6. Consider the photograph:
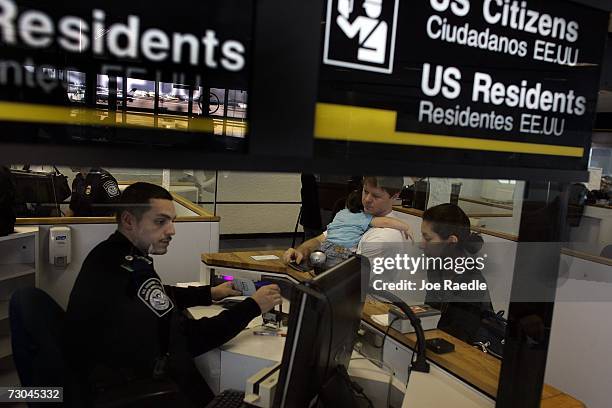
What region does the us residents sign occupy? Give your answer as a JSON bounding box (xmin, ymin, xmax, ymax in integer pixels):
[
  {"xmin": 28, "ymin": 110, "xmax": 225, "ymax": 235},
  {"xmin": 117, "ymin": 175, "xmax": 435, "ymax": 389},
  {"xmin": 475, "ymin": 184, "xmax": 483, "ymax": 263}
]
[
  {"xmin": 316, "ymin": 0, "xmax": 610, "ymax": 175},
  {"xmin": 0, "ymin": 0, "xmax": 250, "ymax": 89},
  {"xmin": 0, "ymin": 0, "xmax": 252, "ymax": 144}
]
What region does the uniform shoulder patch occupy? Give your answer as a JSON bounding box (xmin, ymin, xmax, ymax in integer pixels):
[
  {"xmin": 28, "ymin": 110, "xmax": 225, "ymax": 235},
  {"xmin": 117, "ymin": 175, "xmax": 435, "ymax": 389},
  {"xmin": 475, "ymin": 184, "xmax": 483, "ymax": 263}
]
[
  {"xmin": 137, "ymin": 278, "xmax": 174, "ymax": 317},
  {"xmin": 103, "ymin": 180, "xmax": 120, "ymax": 197}
]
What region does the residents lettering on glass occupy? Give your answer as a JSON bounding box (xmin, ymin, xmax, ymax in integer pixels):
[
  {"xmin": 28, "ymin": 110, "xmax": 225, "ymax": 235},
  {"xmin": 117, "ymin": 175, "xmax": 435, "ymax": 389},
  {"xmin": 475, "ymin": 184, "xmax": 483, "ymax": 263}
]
[{"xmin": 0, "ymin": 0, "xmax": 245, "ymax": 71}]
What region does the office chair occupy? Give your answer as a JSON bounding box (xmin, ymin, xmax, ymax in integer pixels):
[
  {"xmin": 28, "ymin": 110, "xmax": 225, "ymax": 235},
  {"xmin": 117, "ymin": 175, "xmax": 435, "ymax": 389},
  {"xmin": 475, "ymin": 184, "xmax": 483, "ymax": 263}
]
[
  {"xmin": 9, "ymin": 287, "xmax": 183, "ymax": 408},
  {"xmin": 601, "ymin": 245, "xmax": 612, "ymax": 259}
]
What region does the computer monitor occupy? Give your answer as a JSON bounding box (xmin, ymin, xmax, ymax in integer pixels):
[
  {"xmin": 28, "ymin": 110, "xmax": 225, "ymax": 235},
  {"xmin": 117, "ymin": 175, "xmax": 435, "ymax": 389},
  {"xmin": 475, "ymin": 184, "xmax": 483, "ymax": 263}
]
[
  {"xmin": 274, "ymin": 256, "xmax": 366, "ymax": 408},
  {"xmin": 11, "ymin": 169, "xmax": 60, "ymax": 217}
]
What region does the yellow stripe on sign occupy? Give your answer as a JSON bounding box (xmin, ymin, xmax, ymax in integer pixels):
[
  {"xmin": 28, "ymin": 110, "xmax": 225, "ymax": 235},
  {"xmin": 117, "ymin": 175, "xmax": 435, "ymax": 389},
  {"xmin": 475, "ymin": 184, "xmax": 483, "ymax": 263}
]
[
  {"xmin": 315, "ymin": 103, "xmax": 584, "ymax": 157},
  {"xmin": 0, "ymin": 101, "xmax": 216, "ymax": 133}
]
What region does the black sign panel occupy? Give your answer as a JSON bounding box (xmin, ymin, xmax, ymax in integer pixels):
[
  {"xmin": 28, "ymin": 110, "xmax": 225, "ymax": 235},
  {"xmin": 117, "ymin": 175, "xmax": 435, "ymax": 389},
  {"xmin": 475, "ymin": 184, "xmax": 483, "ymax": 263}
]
[
  {"xmin": 0, "ymin": 0, "xmax": 251, "ymax": 86},
  {"xmin": 316, "ymin": 0, "xmax": 609, "ymax": 179},
  {"xmin": 0, "ymin": 0, "xmax": 253, "ymax": 153}
]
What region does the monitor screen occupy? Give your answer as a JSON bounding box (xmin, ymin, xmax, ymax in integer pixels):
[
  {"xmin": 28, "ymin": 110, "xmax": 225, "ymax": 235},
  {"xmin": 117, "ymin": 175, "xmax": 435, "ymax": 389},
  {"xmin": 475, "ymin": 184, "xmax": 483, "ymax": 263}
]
[{"xmin": 275, "ymin": 256, "xmax": 366, "ymax": 408}]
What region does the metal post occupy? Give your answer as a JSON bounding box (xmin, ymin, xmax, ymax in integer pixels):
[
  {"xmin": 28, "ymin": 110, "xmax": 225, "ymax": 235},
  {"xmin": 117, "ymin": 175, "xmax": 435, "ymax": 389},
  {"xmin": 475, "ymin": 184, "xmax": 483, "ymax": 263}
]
[{"xmin": 496, "ymin": 181, "xmax": 571, "ymax": 407}]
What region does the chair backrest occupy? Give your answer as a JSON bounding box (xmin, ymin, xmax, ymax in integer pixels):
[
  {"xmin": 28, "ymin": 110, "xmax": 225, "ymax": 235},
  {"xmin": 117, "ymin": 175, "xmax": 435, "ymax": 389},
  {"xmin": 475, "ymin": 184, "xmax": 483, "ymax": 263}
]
[
  {"xmin": 9, "ymin": 287, "xmax": 66, "ymax": 388},
  {"xmin": 9, "ymin": 288, "xmax": 183, "ymax": 408},
  {"xmin": 601, "ymin": 245, "xmax": 612, "ymax": 259}
]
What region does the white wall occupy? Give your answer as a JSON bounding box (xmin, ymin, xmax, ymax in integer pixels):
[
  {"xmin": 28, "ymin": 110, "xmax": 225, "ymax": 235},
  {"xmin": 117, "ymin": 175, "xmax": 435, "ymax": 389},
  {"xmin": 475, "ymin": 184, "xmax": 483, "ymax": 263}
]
[
  {"xmin": 35, "ymin": 201, "xmax": 219, "ymax": 308},
  {"xmin": 215, "ymin": 172, "xmax": 301, "ymax": 235},
  {"xmin": 37, "ymin": 220, "xmax": 218, "ymax": 309}
]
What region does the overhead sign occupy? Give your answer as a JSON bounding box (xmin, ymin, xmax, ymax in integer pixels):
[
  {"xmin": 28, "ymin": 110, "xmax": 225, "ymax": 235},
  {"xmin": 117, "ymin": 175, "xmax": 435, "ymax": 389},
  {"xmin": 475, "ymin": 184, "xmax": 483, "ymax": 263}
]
[
  {"xmin": 316, "ymin": 0, "xmax": 610, "ymax": 176},
  {"xmin": 0, "ymin": 0, "xmax": 252, "ymax": 151},
  {"xmin": 0, "ymin": 0, "xmax": 250, "ymax": 86}
]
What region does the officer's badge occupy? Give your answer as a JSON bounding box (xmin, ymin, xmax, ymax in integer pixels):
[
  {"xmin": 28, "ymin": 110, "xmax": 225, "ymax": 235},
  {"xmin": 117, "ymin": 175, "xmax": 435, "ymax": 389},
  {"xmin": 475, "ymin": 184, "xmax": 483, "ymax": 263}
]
[
  {"xmin": 85, "ymin": 185, "xmax": 92, "ymax": 195},
  {"xmin": 103, "ymin": 181, "xmax": 120, "ymax": 197},
  {"xmin": 137, "ymin": 278, "xmax": 174, "ymax": 317}
]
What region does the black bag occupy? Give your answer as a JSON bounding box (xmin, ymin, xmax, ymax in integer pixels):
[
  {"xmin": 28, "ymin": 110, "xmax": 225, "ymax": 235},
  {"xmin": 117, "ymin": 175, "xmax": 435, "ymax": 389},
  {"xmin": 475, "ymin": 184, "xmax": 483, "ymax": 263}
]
[
  {"xmin": 0, "ymin": 166, "xmax": 16, "ymax": 236},
  {"xmin": 50, "ymin": 166, "xmax": 72, "ymax": 203},
  {"xmin": 22, "ymin": 165, "xmax": 71, "ymax": 203},
  {"xmin": 472, "ymin": 310, "xmax": 507, "ymax": 359}
]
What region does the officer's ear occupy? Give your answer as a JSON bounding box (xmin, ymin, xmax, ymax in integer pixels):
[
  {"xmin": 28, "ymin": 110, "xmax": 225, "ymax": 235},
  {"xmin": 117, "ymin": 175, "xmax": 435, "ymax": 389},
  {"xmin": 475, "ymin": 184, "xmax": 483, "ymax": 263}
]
[{"xmin": 120, "ymin": 210, "xmax": 138, "ymax": 230}]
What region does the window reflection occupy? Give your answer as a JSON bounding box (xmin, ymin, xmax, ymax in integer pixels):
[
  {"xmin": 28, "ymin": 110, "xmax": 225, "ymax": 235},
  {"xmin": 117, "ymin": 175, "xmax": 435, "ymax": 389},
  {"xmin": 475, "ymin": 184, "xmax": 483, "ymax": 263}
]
[
  {"xmin": 67, "ymin": 71, "xmax": 86, "ymax": 104},
  {"xmin": 21, "ymin": 67, "xmax": 248, "ymax": 139}
]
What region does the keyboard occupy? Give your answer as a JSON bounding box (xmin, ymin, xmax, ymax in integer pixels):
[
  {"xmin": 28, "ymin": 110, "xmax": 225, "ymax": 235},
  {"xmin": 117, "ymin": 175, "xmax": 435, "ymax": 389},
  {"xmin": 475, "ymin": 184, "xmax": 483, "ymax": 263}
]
[{"xmin": 205, "ymin": 389, "xmax": 247, "ymax": 408}]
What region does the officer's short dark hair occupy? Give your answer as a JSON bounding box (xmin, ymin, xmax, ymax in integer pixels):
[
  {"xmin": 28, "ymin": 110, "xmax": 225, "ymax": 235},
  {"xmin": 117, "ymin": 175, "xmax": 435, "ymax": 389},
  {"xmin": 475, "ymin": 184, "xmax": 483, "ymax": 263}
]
[{"xmin": 116, "ymin": 182, "xmax": 173, "ymax": 223}]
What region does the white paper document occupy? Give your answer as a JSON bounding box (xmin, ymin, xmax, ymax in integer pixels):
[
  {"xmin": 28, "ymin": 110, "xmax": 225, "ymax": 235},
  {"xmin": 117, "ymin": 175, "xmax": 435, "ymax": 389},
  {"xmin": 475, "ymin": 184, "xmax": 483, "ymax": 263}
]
[{"xmin": 250, "ymin": 255, "xmax": 280, "ymax": 261}]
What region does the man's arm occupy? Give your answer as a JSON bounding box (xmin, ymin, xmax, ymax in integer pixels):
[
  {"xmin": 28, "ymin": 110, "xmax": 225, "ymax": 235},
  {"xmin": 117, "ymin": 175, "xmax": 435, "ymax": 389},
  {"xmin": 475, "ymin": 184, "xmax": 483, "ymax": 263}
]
[
  {"xmin": 166, "ymin": 282, "xmax": 241, "ymax": 309},
  {"xmin": 283, "ymin": 233, "xmax": 326, "ymax": 264},
  {"xmin": 370, "ymin": 217, "xmax": 413, "ymax": 241},
  {"xmin": 101, "ymin": 177, "xmax": 121, "ymax": 205},
  {"xmin": 357, "ymin": 228, "xmax": 404, "ymax": 260},
  {"xmin": 183, "ymin": 285, "xmax": 281, "ymax": 356}
]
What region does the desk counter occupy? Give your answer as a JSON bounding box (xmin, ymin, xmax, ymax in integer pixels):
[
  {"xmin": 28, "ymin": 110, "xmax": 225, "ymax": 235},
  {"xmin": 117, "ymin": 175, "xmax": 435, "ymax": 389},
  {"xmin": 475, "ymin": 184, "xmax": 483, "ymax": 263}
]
[
  {"xmin": 201, "ymin": 250, "xmax": 584, "ymax": 407},
  {"xmin": 392, "ymin": 206, "xmax": 519, "ymax": 241},
  {"xmin": 202, "ymin": 250, "xmax": 312, "ymax": 282},
  {"xmin": 362, "ymin": 301, "xmax": 583, "ymax": 407}
]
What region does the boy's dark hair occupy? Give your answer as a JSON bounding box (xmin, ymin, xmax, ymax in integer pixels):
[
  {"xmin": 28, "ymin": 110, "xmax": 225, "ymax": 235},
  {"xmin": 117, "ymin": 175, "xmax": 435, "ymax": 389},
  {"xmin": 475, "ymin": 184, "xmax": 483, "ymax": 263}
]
[
  {"xmin": 422, "ymin": 203, "xmax": 483, "ymax": 254},
  {"xmin": 345, "ymin": 190, "xmax": 364, "ymax": 213},
  {"xmin": 116, "ymin": 182, "xmax": 173, "ymax": 223}
]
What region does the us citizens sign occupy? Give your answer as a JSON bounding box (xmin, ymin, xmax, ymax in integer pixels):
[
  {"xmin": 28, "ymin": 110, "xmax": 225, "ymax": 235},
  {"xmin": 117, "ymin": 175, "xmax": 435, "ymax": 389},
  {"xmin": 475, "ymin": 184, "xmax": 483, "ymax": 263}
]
[{"xmin": 316, "ymin": 0, "xmax": 610, "ymax": 177}]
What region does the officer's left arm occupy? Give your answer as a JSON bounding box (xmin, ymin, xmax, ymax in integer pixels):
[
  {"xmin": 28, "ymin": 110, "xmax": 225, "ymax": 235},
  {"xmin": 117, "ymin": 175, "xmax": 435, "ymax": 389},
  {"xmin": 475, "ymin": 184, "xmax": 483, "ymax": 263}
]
[
  {"xmin": 101, "ymin": 177, "xmax": 122, "ymax": 204},
  {"xmin": 165, "ymin": 285, "xmax": 213, "ymax": 308},
  {"xmin": 182, "ymin": 297, "xmax": 262, "ymax": 356}
]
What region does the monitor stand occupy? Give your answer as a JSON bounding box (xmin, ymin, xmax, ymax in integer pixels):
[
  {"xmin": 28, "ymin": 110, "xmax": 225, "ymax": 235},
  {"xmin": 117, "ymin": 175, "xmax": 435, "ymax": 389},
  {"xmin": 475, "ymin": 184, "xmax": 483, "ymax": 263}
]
[{"xmin": 318, "ymin": 365, "xmax": 367, "ymax": 408}]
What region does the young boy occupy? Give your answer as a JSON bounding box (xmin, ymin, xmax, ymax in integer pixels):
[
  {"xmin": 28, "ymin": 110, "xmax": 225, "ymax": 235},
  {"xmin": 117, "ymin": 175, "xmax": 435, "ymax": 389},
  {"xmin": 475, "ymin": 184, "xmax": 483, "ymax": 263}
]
[{"xmin": 321, "ymin": 191, "xmax": 412, "ymax": 266}]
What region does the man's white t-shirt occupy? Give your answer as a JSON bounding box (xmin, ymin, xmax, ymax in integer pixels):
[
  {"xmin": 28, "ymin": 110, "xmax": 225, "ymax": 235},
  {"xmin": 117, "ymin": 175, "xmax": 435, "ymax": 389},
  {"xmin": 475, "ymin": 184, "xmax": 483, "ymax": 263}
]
[{"xmin": 356, "ymin": 210, "xmax": 405, "ymax": 260}]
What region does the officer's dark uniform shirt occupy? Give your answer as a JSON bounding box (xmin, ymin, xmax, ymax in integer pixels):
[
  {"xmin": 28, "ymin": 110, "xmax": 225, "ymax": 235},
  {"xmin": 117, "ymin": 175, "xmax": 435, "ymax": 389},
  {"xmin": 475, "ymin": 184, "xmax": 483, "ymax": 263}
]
[
  {"xmin": 63, "ymin": 231, "xmax": 261, "ymax": 407},
  {"xmin": 69, "ymin": 168, "xmax": 120, "ymax": 216}
]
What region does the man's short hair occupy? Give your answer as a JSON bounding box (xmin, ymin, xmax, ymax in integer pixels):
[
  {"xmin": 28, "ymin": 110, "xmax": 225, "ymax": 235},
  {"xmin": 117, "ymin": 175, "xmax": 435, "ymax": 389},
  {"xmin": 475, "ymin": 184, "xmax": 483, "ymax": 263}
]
[
  {"xmin": 116, "ymin": 182, "xmax": 173, "ymax": 223},
  {"xmin": 363, "ymin": 176, "xmax": 404, "ymax": 197}
]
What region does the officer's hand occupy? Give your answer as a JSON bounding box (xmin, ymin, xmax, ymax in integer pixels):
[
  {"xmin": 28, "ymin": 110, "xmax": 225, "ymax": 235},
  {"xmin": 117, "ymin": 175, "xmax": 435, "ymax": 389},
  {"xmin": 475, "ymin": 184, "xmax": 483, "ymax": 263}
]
[
  {"xmin": 283, "ymin": 248, "xmax": 305, "ymax": 265},
  {"xmin": 251, "ymin": 285, "xmax": 282, "ymax": 313},
  {"xmin": 211, "ymin": 282, "xmax": 241, "ymax": 300}
]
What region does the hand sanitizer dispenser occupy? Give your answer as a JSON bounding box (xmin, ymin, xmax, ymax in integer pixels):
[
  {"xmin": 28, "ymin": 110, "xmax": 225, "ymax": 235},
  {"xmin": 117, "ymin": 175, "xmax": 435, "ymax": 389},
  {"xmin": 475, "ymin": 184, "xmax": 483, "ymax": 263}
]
[{"xmin": 50, "ymin": 226, "xmax": 71, "ymax": 267}]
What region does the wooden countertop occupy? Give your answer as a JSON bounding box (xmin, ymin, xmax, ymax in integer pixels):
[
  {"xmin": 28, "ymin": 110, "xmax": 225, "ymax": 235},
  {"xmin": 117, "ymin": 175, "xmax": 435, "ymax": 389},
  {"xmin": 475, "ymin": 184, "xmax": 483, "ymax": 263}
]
[
  {"xmin": 16, "ymin": 192, "xmax": 220, "ymax": 224},
  {"xmin": 362, "ymin": 301, "xmax": 584, "ymax": 407},
  {"xmin": 561, "ymin": 248, "xmax": 612, "ymax": 266},
  {"xmin": 201, "ymin": 250, "xmax": 312, "ymax": 282},
  {"xmin": 587, "ymin": 203, "xmax": 612, "ymax": 210},
  {"xmin": 171, "ymin": 193, "xmax": 219, "ymax": 220},
  {"xmin": 392, "ymin": 206, "xmax": 519, "ymax": 242},
  {"xmin": 392, "ymin": 206, "xmax": 512, "ymax": 219},
  {"xmin": 459, "ymin": 197, "xmax": 514, "ymax": 210},
  {"xmin": 16, "ymin": 215, "xmax": 219, "ymax": 225}
]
